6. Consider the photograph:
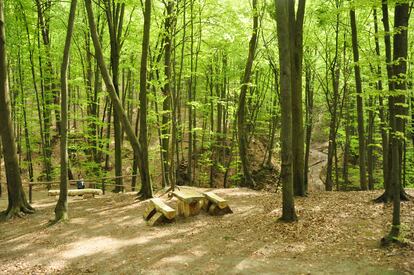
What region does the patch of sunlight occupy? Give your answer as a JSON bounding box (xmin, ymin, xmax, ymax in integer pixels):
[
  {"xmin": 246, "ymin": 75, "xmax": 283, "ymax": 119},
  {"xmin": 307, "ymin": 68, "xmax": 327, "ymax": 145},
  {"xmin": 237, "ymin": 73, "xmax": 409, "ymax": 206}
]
[
  {"xmin": 69, "ymin": 217, "xmax": 89, "ymax": 225},
  {"xmin": 235, "ymin": 258, "xmax": 265, "ymax": 271},
  {"xmin": 219, "ymin": 188, "xmax": 258, "ymax": 197},
  {"xmin": 10, "ymin": 242, "xmax": 30, "ymax": 251},
  {"xmin": 189, "ymin": 245, "xmax": 208, "ymax": 257},
  {"xmin": 148, "ymin": 243, "xmax": 173, "ymax": 252},
  {"xmin": 157, "ymin": 255, "xmax": 193, "ymax": 265},
  {"xmin": 62, "ymin": 235, "xmax": 147, "ymax": 259},
  {"xmin": 62, "ymin": 229, "xmax": 179, "ymax": 259}
]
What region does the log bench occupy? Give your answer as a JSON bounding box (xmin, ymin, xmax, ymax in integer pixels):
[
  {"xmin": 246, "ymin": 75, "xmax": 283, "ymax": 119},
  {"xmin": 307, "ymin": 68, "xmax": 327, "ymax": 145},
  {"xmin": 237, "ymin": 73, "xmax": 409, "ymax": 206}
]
[
  {"xmin": 48, "ymin": 189, "xmax": 103, "ymax": 199},
  {"xmin": 173, "ymin": 190, "xmax": 204, "ymax": 217},
  {"xmin": 203, "ymin": 191, "xmax": 232, "ymax": 215},
  {"xmin": 143, "ymin": 198, "xmax": 176, "ymax": 226}
]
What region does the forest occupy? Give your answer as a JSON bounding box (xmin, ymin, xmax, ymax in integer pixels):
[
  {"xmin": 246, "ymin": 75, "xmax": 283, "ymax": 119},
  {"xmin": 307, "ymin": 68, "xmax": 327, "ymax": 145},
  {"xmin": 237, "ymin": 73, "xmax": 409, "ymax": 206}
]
[{"xmin": 0, "ymin": 0, "xmax": 413, "ymax": 273}]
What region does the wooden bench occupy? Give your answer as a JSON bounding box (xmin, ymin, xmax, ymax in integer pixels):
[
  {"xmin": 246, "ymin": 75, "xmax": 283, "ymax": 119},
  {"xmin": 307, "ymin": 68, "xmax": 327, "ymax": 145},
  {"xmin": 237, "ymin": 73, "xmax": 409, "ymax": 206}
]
[
  {"xmin": 143, "ymin": 198, "xmax": 176, "ymax": 226},
  {"xmin": 48, "ymin": 189, "xmax": 103, "ymax": 199},
  {"xmin": 173, "ymin": 190, "xmax": 204, "ymax": 217},
  {"xmin": 203, "ymin": 191, "xmax": 232, "ymax": 215}
]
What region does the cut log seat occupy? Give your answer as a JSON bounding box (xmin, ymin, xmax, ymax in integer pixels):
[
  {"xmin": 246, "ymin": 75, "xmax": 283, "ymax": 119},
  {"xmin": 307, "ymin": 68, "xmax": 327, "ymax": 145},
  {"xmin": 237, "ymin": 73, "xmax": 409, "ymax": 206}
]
[
  {"xmin": 143, "ymin": 198, "xmax": 176, "ymax": 226},
  {"xmin": 203, "ymin": 191, "xmax": 228, "ymax": 209},
  {"xmin": 173, "ymin": 190, "xmax": 204, "ymax": 217},
  {"xmin": 48, "ymin": 189, "xmax": 103, "ymax": 197},
  {"xmin": 203, "ymin": 191, "xmax": 232, "ymax": 216}
]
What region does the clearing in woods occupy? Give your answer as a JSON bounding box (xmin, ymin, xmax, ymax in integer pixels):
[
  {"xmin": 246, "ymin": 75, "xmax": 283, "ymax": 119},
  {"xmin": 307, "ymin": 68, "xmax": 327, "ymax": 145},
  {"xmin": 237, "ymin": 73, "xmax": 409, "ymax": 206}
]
[{"xmin": 0, "ymin": 187, "xmax": 413, "ymax": 274}]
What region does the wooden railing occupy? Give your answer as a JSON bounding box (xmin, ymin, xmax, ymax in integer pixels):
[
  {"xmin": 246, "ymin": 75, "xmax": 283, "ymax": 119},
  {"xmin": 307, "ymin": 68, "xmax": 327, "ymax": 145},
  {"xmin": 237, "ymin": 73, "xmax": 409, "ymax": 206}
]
[{"xmin": 24, "ymin": 174, "xmax": 140, "ymax": 203}]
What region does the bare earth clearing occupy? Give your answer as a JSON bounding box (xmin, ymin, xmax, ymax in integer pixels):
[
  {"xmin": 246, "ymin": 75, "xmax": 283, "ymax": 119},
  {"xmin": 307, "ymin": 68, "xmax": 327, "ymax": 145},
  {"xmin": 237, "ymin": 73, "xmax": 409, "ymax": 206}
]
[{"xmin": 0, "ymin": 186, "xmax": 413, "ymax": 274}]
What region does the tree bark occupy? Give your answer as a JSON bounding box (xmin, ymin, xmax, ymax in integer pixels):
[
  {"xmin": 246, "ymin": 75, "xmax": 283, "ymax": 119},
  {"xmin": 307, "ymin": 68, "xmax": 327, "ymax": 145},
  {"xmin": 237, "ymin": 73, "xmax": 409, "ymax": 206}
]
[
  {"xmin": 350, "ymin": 7, "xmax": 368, "ymax": 191},
  {"xmin": 161, "ymin": 0, "xmax": 174, "ymax": 188},
  {"xmin": 373, "ymin": 8, "xmax": 389, "ymax": 199},
  {"xmin": 289, "ymin": 0, "xmax": 306, "ymax": 196},
  {"xmin": 385, "ymin": 1, "xmax": 409, "ymax": 241},
  {"xmin": 375, "ymin": 1, "xmax": 411, "ymax": 203},
  {"xmin": 237, "ymin": 0, "xmax": 258, "ymax": 188},
  {"xmin": 84, "ymin": 0, "xmax": 152, "ymax": 199},
  {"xmin": 0, "ymin": 0, "xmax": 34, "ymax": 219},
  {"xmin": 275, "ymin": 0, "xmax": 297, "ymax": 222},
  {"xmin": 137, "ymin": 0, "xmax": 153, "ymax": 198},
  {"xmin": 304, "ymin": 60, "xmax": 313, "ymax": 193},
  {"xmin": 104, "ymin": 0, "xmax": 125, "ymax": 193},
  {"xmin": 55, "ymin": 0, "xmax": 77, "ymax": 222}
]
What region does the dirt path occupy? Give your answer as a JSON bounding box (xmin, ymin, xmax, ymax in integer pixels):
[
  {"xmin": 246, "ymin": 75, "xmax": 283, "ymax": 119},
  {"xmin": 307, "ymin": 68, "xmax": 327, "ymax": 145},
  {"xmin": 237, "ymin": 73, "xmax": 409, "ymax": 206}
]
[
  {"xmin": 308, "ymin": 143, "xmax": 328, "ymax": 192},
  {"xmin": 0, "ymin": 187, "xmax": 413, "ymax": 274}
]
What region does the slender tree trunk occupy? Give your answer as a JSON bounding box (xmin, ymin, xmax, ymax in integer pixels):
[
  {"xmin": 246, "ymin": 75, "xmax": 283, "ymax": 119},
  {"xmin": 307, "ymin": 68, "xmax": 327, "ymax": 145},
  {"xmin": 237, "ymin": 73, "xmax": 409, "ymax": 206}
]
[
  {"xmin": 161, "ymin": 0, "xmax": 174, "ymax": 188},
  {"xmin": 375, "ymin": 1, "xmax": 411, "ymax": 203},
  {"xmin": 342, "ymin": 94, "xmax": 351, "ymax": 186},
  {"xmin": 237, "ymin": 0, "xmax": 258, "ymax": 188},
  {"xmin": 85, "ymin": 0, "xmax": 152, "ymax": 199},
  {"xmin": 367, "ymin": 96, "xmax": 375, "ymax": 190},
  {"xmin": 104, "ymin": 1, "xmax": 125, "ymax": 193},
  {"xmin": 55, "ymin": 0, "xmax": 77, "ymax": 222},
  {"xmin": 137, "ymin": 0, "xmax": 152, "ymax": 198},
  {"xmin": 35, "ymin": 0, "xmax": 55, "ymax": 186},
  {"xmin": 275, "ymin": 0, "xmax": 297, "ymax": 222},
  {"xmin": 0, "ymin": 0, "xmax": 34, "ymax": 219},
  {"xmin": 385, "ymin": 2, "xmax": 409, "ymax": 242},
  {"xmin": 304, "ymin": 61, "xmax": 313, "ymax": 193},
  {"xmin": 373, "ymin": 8, "xmax": 390, "ymax": 200},
  {"xmin": 265, "ymin": 67, "xmax": 279, "ymax": 169},
  {"xmin": 289, "ymin": 0, "xmax": 306, "ymax": 197},
  {"xmin": 17, "ymin": 46, "xmax": 34, "ymax": 184},
  {"xmin": 350, "ymin": 7, "xmax": 367, "ymax": 191}
]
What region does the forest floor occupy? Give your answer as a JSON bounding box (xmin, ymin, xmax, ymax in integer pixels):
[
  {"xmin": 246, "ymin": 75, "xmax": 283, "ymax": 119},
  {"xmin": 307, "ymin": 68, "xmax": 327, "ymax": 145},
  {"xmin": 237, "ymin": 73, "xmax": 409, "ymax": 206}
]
[
  {"xmin": 1, "ymin": 145, "xmax": 414, "ymax": 274},
  {"xmin": 0, "ymin": 187, "xmax": 413, "ymax": 274}
]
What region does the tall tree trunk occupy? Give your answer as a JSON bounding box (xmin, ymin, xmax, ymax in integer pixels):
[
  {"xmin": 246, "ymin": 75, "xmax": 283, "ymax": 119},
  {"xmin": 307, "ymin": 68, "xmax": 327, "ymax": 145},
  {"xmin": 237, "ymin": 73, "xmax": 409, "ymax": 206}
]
[
  {"xmin": 342, "ymin": 96, "xmax": 351, "ymax": 186},
  {"xmin": 384, "ymin": 1, "xmax": 409, "ymax": 242},
  {"xmin": 304, "ymin": 61, "xmax": 313, "ymax": 193},
  {"xmin": 104, "ymin": 1, "xmax": 125, "ymax": 193},
  {"xmin": 0, "ymin": 0, "xmax": 34, "ymax": 219},
  {"xmin": 289, "ymin": 0, "xmax": 306, "ymax": 196},
  {"xmin": 373, "ymin": 8, "xmax": 389, "ymax": 201},
  {"xmin": 85, "ymin": 0, "xmax": 152, "ymax": 199},
  {"xmin": 137, "ymin": 0, "xmax": 153, "ymax": 198},
  {"xmin": 35, "ymin": 0, "xmax": 55, "ymax": 185},
  {"xmin": 275, "ymin": 0, "xmax": 297, "ymax": 222},
  {"xmin": 237, "ymin": 0, "xmax": 258, "ymax": 188},
  {"xmin": 350, "ymin": 7, "xmax": 368, "ymax": 191},
  {"xmin": 54, "ymin": 0, "xmax": 77, "ymax": 222},
  {"xmin": 17, "ymin": 46, "xmax": 34, "ymax": 184},
  {"xmin": 265, "ymin": 67, "xmax": 279, "ymax": 169},
  {"xmin": 367, "ymin": 96, "xmax": 375, "ymax": 190},
  {"xmin": 375, "ymin": 1, "xmax": 411, "ymax": 203},
  {"xmin": 161, "ymin": 0, "xmax": 174, "ymax": 188}
]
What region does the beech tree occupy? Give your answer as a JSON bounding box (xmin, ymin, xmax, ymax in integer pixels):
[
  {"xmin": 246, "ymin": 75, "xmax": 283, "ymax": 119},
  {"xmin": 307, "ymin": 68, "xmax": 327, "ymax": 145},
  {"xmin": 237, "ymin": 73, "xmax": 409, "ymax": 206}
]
[
  {"xmin": 275, "ymin": 0, "xmax": 297, "ymax": 222},
  {"xmin": 85, "ymin": 0, "xmax": 153, "ymax": 199},
  {"xmin": 0, "ymin": 0, "xmax": 34, "ymax": 219},
  {"xmin": 54, "ymin": 0, "xmax": 77, "ymax": 222},
  {"xmin": 237, "ymin": 0, "xmax": 258, "ymax": 188}
]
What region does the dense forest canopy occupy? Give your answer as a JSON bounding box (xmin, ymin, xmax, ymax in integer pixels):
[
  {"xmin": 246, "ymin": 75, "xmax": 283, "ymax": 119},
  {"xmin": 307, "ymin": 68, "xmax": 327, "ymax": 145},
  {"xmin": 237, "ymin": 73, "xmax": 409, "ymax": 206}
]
[{"xmin": 0, "ymin": 0, "xmax": 413, "ymax": 260}]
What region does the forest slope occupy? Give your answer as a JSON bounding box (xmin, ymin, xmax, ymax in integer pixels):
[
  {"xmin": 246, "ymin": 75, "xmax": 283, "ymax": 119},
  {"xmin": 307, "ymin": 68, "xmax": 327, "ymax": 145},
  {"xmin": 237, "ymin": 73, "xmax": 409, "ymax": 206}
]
[{"xmin": 0, "ymin": 188, "xmax": 413, "ymax": 274}]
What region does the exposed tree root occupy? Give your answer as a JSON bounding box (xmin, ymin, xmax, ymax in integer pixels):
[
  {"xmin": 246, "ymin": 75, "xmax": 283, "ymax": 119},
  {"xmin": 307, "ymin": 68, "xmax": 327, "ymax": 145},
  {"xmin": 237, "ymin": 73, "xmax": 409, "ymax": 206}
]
[
  {"xmin": 373, "ymin": 189, "xmax": 412, "ymax": 203},
  {"xmin": 381, "ymin": 228, "xmax": 407, "ymax": 248},
  {"xmin": 136, "ymin": 192, "xmax": 152, "ymax": 201},
  {"xmin": 0, "ymin": 205, "xmax": 35, "ymax": 221},
  {"xmin": 48, "ymin": 216, "xmax": 68, "ymax": 227}
]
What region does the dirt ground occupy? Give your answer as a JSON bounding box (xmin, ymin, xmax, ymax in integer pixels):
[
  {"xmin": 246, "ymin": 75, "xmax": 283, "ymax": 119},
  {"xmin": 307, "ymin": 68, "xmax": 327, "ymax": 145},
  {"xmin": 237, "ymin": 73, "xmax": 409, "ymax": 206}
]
[{"xmin": 0, "ymin": 187, "xmax": 413, "ymax": 275}]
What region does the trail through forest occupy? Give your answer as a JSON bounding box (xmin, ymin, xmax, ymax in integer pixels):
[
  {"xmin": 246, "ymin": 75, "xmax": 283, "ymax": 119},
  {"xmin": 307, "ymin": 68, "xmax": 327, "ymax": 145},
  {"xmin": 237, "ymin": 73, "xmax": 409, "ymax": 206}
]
[
  {"xmin": 308, "ymin": 143, "xmax": 328, "ymax": 192},
  {"xmin": 0, "ymin": 187, "xmax": 413, "ymax": 274}
]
